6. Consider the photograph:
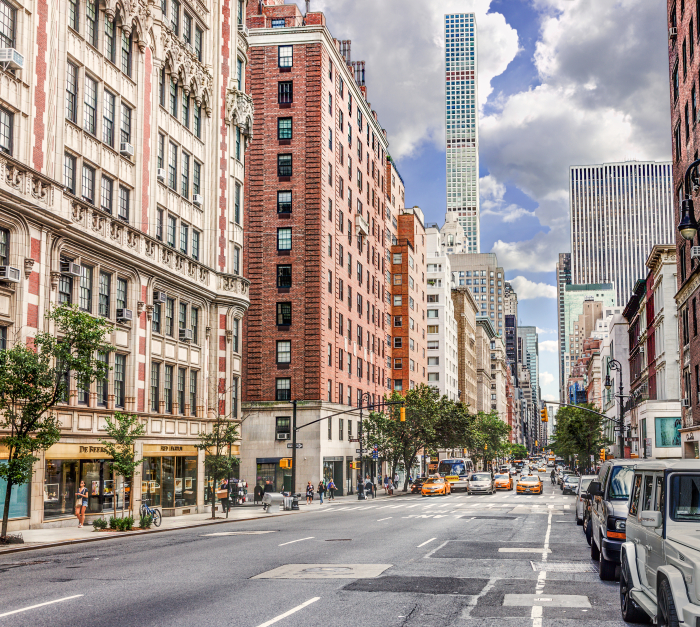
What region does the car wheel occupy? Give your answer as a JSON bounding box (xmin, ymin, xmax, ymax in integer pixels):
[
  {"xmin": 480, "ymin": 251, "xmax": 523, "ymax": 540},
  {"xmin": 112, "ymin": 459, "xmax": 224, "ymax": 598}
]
[
  {"xmin": 584, "ymin": 517, "xmax": 592, "ymax": 546},
  {"xmin": 576, "ymin": 510, "xmax": 583, "ymax": 526},
  {"xmin": 591, "ymin": 535, "xmax": 600, "ymax": 561},
  {"xmin": 599, "ymin": 544, "xmax": 617, "ymax": 581},
  {"xmin": 620, "ymin": 556, "xmax": 650, "ymax": 623},
  {"xmin": 658, "ymin": 577, "xmax": 680, "ymax": 627}
]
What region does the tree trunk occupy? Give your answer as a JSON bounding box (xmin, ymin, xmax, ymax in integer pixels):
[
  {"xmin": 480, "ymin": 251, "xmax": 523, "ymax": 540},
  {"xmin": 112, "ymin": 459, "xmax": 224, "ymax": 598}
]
[
  {"xmin": 112, "ymin": 467, "xmax": 117, "ymax": 522},
  {"xmin": 1, "ymin": 478, "xmax": 13, "ymax": 538}
]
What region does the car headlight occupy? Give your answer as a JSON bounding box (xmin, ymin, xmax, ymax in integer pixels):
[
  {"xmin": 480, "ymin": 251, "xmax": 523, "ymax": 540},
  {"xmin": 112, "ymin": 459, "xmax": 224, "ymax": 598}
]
[{"xmin": 614, "ymin": 519, "xmax": 626, "ymax": 531}]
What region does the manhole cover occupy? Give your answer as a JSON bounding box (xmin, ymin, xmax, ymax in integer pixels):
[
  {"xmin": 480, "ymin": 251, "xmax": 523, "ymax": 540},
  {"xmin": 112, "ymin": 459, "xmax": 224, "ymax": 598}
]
[
  {"xmin": 302, "ymin": 567, "xmax": 353, "ymax": 574},
  {"xmin": 530, "ymin": 561, "xmax": 598, "ymax": 573}
]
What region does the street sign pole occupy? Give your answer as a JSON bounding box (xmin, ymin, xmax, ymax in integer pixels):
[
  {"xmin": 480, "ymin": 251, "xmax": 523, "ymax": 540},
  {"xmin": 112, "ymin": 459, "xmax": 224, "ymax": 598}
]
[{"xmin": 291, "ymin": 399, "xmax": 297, "ymax": 495}]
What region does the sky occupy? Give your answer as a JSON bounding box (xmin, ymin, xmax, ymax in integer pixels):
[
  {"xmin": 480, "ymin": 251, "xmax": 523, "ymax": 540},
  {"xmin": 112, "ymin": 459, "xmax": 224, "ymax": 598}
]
[{"xmin": 293, "ymin": 0, "xmax": 672, "ymax": 402}]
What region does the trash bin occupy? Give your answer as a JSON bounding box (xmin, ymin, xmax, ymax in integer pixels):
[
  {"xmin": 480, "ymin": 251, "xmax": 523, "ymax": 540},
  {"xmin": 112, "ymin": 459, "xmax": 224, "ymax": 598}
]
[
  {"xmin": 262, "ymin": 492, "xmax": 284, "ymax": 513},
  {"xmin": 291, "ymin": 494, "xmax": 300, "ymax": 510}
]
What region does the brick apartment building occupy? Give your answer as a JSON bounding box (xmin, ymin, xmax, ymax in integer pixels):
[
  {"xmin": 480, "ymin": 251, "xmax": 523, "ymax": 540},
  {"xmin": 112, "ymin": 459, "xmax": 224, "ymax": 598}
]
[
  {"xmin": 241, "ymin": 0, "xmax": 410, "ymax": 492},
  {"xmin": 0, "ymin": 0, "xmax": 252, "ymax": 529},
  {"xmin": 668, "ymin": 0, "xmax": 700, "ymax": 456}
]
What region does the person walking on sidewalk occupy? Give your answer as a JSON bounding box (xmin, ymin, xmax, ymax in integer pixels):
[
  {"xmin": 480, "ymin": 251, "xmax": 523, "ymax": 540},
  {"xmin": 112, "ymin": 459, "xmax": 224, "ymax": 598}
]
[
  {"xmin": 306, "ymin": 481, "xmax": 314, "ymax": 505},
  {"xmin": 394, "ymin": 472, "xmax": 399, "ymax": 489},
  {"xmin": 383, "ymin": 475, "xmax": 389, "ymax": 494},
  {"xmin": 365, "ymin": 477, "xmax": 374, "ymax": 499},
  {"xmin": 327, "ymin": 479, "xmax": 336, "ymax": 500},
  {"xmin": 75, "ymin": 480, "xmax": 88, "ymax": 527},
  {"xmin": 317, "ymin": 480, "xmax": 326, "ymax": 504}
]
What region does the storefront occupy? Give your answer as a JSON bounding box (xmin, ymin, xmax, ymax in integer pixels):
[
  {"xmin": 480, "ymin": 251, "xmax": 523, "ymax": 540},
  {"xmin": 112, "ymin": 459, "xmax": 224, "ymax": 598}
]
[
  {"xmin": 141, "ymin": 445, "xmax": 199, "ymax": 512},
  {"xmin": 255, "ymin": 458, "xmax": 291, "ymax": 493},
  {"xmin": 323, "ymin": 457, "xmax": 344, "ymax": 496},
  {"xmin": 204, "ymin": 446, "xmax": 240, "ymax": 506},
  {"xmin": 0, "ymin": 449, "xmax": 30, "ymax": 521},
  {"xmin": 43, "ymin": 443, "xmax": 127, "ymax": 520},
  {"xmin": 682, "ymin": 427, "xmax": 700, "ymax": 459}
]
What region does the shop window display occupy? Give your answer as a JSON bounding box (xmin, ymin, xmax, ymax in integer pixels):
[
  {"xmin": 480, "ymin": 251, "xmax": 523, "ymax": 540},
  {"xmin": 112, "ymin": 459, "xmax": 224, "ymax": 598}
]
[
  {"xmin": 0, "ymin": 461, "xmax": 30, "ymax": 519},
  {"xmin": 142, "ymin": 456, "xmax": 197, "ymax": 509}
]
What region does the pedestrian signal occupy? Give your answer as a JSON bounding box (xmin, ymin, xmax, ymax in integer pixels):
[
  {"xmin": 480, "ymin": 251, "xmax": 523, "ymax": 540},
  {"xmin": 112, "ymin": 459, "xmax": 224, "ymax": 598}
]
[
  {"xmin": 400, "ymin": 407, "xmax": 406, "ymax": 422},
  {"xmin": 280, "ymin": 458, "xmax": 292, "ymax": 469}
]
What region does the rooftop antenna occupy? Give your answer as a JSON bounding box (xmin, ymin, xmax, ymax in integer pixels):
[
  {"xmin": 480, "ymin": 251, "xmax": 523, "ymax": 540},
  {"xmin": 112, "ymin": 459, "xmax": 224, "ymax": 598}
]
[{"xmin": 306, "ymin": 0, "xmax": 310, "ymax": 14}]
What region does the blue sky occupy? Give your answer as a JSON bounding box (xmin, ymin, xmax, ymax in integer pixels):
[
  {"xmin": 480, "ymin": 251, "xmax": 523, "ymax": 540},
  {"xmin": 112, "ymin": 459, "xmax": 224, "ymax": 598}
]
[{"xmin": 297, "ymin": 0, "xmax": 671, "ymax": 401}]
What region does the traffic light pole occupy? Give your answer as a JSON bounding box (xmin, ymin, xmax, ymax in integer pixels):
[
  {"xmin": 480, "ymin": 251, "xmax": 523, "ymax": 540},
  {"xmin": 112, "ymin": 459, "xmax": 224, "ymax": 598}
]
[{"xmin": 291, "ymin": 400, "xmax": 297, "ymax": 495}]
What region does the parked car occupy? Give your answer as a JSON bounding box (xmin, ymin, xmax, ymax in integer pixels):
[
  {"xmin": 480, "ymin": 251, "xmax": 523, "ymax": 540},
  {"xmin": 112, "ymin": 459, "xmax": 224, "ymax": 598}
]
[
  {"xmin": 410, "ymin": 476, "xmax": 428, "ymax": 494},
  {"xmin": 516, "ymin": 474, "xmax": 543, "ymax": 495},
  {"xmin": 574, "ymin": 475, "xmax": 597, "ymax": 525},
  {"xmin": 619, "ymin": 459, "xmax": 700, "ymax": 625},
  {"xmin": 468, "ymin": 472, "xmax": 495, "ymax": 495},
  {"xmin": 421, "ymin": 476, "xmax": 451, "ymax": 497},
  {"xmin": 562, "ymin": 475, "xmax": 580, "ymax": 495},
  {"xmin": 494, "ymin": 473, "xmax": 513, "ymax": 491},
  {"xmin": 588, "ymin": 459, "xmax": 637, "ymax": 580}
]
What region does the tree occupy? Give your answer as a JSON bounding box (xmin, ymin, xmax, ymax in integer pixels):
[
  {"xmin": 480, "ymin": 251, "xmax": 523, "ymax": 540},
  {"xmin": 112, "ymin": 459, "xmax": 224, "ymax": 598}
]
[
  {"xmin": 196, "ymin": 417, "xmax": 239, "ymax": 519},
  {"xmin": 0, "ymin": 305, "xmax": 113, "ymax": 538},
  {"xmin": 361, "ymin": 410, "xmax": 402, "ymax": 481},
  {"xmin": 470, "ymin": 411, "xmax": 512, "ymax": 468},
  {"xmin": 99, "ymin": 412, "xmax": 146, "ymax": 519},
  {"xmin": 550, "ymin": 403, "xmax": 611, "ymax": 470},
  {"xmin": 510, "ymin": 443, "xmax": 529, "ymax": 460}
]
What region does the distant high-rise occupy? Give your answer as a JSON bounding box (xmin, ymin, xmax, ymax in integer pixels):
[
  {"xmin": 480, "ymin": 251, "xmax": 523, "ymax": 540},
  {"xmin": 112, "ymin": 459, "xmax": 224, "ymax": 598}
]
[
  {"xmin": 556, "ymin": 253, "xmax": 571, "ymax": 403},
  {"xmin": 569, "ymin": 161, "xmax": 673, "ymax": 307},
  {"xmin": 518, "ymin": 326, "xmax": 540, "ymax": 408},
  {"xmin": 444, "ymin": 12, "xmax": 479, "ymax": 251}
]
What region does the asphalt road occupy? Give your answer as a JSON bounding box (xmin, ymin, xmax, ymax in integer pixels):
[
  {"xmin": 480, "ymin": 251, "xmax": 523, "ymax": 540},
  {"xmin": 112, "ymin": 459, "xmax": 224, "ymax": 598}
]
[{"xmin": 0, "ymin": 472, "xmax": 641, "ymax": 627}]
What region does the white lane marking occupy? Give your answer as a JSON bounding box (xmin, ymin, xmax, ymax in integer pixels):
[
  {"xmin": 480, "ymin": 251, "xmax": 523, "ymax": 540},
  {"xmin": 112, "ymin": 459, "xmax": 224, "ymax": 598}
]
[
  {"xmin": 417, "ymin": 537, "xmax": 437, "ymax": 548},
  {"xmin": 0, "ymin": 595, "xmax": 84, "ymax": 619},
  {"xmin": 255, "ymin": 597, "xmax": 320, "ymax": 627},
  {"xmin": 531, "ymin": 512, "xmax": 553, "ymax": 627},
  {"xmin": 462, "ymin": 576, "xmax": 499, "ymax": 618},
  {"xmin": 499, "ymin": 548, "xmax": 551, "ymax": 553},
  {"xmin": 423, "ymin": 540, "xmax": 448, "ymax": 559},
  {"xmin": 278, "ymin": 536, "xmax": 314, "ymax": 546},
  {"xmin": 377, "ymin": 517, "xmax": 392, "ymax": 522}
]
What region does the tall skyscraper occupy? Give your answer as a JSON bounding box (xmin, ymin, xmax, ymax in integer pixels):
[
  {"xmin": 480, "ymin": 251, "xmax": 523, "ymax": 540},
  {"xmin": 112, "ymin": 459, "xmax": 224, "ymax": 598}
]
[
  {"xmin": 569, "ymin": 161, "xmax": 673, "ymax": 307},
  {"xmin": 517, "ymin": 326, "xmax": 540, "ymax": 409},
  {"xmin": 556, "ymin": 253, "xmax": 571, "ymax": 403},
  {"xmin": 444, "ymin": 13, "xmax": 479, "ymax": 250}
]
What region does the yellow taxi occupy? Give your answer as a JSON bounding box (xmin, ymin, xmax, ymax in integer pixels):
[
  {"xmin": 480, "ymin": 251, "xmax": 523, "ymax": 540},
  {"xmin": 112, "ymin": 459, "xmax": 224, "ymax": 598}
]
[
  {"xmin": 538, "ymin": 466, "xmax": 547, "ymax": 473},
  {"xmin": 421, "ymin": 476, "xmax": 451, "ymax": 497},
  {"xmin": 494, "ymin": 473, "xmax": 513, "ymax": 491},
  {"xmin": 516, "ymin": 474, "xmax": 543, "ymax": 495}
]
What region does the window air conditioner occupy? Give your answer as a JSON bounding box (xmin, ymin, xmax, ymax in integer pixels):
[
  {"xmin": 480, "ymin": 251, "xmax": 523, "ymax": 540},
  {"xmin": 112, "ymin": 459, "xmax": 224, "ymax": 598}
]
[
  {"xmin": 669, "ymin": 27, "xmax": 678, "ymax": 39},
  {"xmin": 60, "ymin": 261, "xmax": 82, "ymax": 277},
  {"xmin": 179, "ymin": 328, "xmax": 194, "ymax": 342},
  {"xmin": 116, "ymin": 308, "xmax": 133, "ymax": 322},
  {"xmin": 276, "ymin": 433, "xmax": 291, "ymax": 440},
  {"xmin": 0, "ymin": 266, "xmax": 20, "ymax": 283},
  {"xmin": 120, "ymin": 142, "xmax": 134, "ymax": 158},
  {"xmin": 692, "ymin": 246, "xmax": 700, "ymax": 260},
  {"xmin": 157, "ymin": 168, "xmax": 166, "ymax": 183},
  {"xmin": 193, "ymin": 194, "xmax": 203, "ymax": 207},
  {"xmin": 682, "ymin": 398, "xmax": 690, "ymax": 407},
  {"xmin": 153, "ymin": 291, "xmax": 167, "ymax": 303},
  {"xmin": 0, "ymin": 48, "xmax": 23, "ymax": 70},
  {"xmin": 238, "ymin": 23, "xmax": 249, "ymax": 37}
]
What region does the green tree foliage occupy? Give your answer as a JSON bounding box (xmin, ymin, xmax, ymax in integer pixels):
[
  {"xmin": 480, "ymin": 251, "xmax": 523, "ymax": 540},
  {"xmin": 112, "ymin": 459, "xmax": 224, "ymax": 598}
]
[
  {"xmin": 509, "ymin": 443, "xmax": 529, "ymax": 459},
  {"xmin": 99, "ymin": 412, "xmax": 146, "ymax": 518},
  {"xmin": 550, "ymin": 403, "xmax": 611, "ymax": 468},
  {"xmin": 0, "ymin": 305, "xmax": 114, "ymax": 538},
  {"xmin": 196, "ymin": 419, "xmax": 239, "ymax": 519},
  {"xmin": 470, "ymin": 411, "xmax": 512, "ymax": 466}
]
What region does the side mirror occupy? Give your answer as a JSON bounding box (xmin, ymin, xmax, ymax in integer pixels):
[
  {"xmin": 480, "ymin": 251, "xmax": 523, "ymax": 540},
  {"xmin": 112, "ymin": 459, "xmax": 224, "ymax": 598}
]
[
  {"xmin": 588, "ymin": 481, "xmax": 602, "ymax": 497},
  {"xmin": 640, "ymin": 510, "xmax": 663, "ymax": 528}
]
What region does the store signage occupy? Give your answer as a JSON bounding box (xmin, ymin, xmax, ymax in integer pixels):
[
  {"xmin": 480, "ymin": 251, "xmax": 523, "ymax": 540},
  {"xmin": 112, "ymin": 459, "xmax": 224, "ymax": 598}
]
[
  {"xmin": 687, "ymin": 431, "xmax": 696, "ymax": 441},
  {"xmin": 142, "ymin": 444, "xmax": 199, "ymax": 454},
  {"xmin": 79, "ymin": 446, "xmax": 109, "ymax": 454}
]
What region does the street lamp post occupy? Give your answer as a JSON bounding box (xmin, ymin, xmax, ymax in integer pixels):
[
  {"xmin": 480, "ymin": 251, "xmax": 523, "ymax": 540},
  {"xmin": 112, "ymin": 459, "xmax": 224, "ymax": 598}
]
[{"xmin": 604, "ymin": 359, "xmax": 625, "ymax": 459}]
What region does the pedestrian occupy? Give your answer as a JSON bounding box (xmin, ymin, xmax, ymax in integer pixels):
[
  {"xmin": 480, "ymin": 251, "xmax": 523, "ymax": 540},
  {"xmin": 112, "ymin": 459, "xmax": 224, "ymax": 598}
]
[
  {"xmin": 383, "ymin": 474, "xmax": 389, "ymax": 493},
  {"xmin": 394, "ymin": 472, "xmax": 399, "ymax": 488},
  {"xmin": 317, "ymin": 480, "xmax": 326, "ymax": 504},
  {"xmin": 365, "ymin": 477, "xmax": 374, "ymax": 499},
  {"xmin": 75, "ymin": 480, "xmax": 88, "ymax": 527},
  {"xmin": 220, "ymin": 478, "xmax": 229, "ymax": 514},
  {"xmin": 388, "ymin": 479, "xmax": 394, "ymax": 496},
  {"xmin": 306, "ymin": 481, "xmax": 314, "ymax": 505},
  {"xmin": 328, "ymin": 479, "xmax": 336, "ymax": 500}
]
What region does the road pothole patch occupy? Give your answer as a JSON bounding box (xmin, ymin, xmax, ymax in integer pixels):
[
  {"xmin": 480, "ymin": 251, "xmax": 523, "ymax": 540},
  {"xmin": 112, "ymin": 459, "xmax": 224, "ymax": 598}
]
[
  {"xmin": 345, "ymin": 576, "xmax": 489, "ymax": 595},
  {"xmin": 252, "ymin": 563, "xmax": 391, "ymax": 579}
]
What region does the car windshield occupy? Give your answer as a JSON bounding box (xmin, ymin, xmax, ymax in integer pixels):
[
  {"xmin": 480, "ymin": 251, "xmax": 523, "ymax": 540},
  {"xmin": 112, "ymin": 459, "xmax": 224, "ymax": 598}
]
[
  {"xmin": 438, "ymin": 461, "xmax": 466, "ymax": 476},
  {"xmin": 472, "ymin": 473, "xmax": 491, "ymax": 481},
  {"xmin": 522, "ymin": 476, "xmax": 539, "ymax": 484},
  {"xmin": 495, "ymin": 474, "xmax": 508, "ymax": 480},
  {"xmin": 427, "ymin": 478, "xmax": 444, "ymax": 484},
  {"xmin": 580, "ymin": 477, "xmax": 593, "ymax": 491},
  {"xmin": 566, "ymin": 477, "xmax": 580, "ymax": 484},
  {"xmin": 608, "ymin": 466, "xmax": 635, "ymax": 500},
  {"xmin": 670, "ymin": 474, "xmax": 700, "ymax": 521}
]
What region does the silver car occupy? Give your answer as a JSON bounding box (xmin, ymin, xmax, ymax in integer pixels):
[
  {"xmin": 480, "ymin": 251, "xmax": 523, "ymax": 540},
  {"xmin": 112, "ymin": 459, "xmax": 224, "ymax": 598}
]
[
  {"xmin": 575, "ymin": 475, "xmax": 596, "ymax": 525},
  {"xmin": 468, "ymin": 472, "xmax": 495, "ymax": 495}
]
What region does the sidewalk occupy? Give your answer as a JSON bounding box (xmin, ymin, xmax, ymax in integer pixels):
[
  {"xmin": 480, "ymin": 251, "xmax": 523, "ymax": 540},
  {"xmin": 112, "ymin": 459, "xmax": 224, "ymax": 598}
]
[{"xmin": 0, "ymin": 489, "xmax": 408, "ymax": 555}]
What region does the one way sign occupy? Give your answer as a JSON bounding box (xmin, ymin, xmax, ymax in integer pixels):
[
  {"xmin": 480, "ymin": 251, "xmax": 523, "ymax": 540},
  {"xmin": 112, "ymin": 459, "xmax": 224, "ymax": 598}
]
[{"xmin": 286, "ymin": 443, "xmax": 303, "ymax": 449}]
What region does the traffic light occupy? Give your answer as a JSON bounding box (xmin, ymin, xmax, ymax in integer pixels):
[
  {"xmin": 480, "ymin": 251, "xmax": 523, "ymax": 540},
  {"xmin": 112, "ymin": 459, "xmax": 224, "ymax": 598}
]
[
  {"xmin": 400, "ymin": 407, "xmax": 406, "ymax": 422},
  {"xmin": 599, "ymin": 448, "xmax": 606, "ymax": 461},
  {"xmin": 280, "ymin": 458, "xmax": 292, "ymax": 469},
  {"xmin": 540, "ymin": 408, "xmax": 548, "ymax": 422},
  {"xmin": 535, "ymin": 440, "xmax": 539, "ymax": 448},
  {"xmin": 484, "ymin": 443, "xmax": 488, "ymax": 451},
  {"xmin": 350, "ymin": 462, "xmax": 360, "ymax": 470}
]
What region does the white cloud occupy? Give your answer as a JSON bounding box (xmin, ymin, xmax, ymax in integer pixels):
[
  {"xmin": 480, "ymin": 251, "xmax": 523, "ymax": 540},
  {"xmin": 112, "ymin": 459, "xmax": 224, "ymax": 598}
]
[
  {"xmin": 509, "ymin": 276, "xmax": 557, "ymax": 300},
  {"xmin": 543, "ymin": 393, "xmax": 558, "ymax": 402},
  {"xmin": 540, "ymin": 372, "xmax": 555, "ymax": 387},
  {"xmin": 536, "ymin": 327, "xmax": 556, "ymax": 335},
  {"xmin": 297, "ymin": 0, "xmax": 520, "ymax": 158},
  {"xmin": 539, "ymin": 340, "xmax": 558, "ymax": 353}
]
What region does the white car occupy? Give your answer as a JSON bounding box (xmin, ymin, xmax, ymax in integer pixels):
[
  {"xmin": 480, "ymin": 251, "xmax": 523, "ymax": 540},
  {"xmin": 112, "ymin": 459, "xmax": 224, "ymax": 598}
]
[
  {"xmin": 574, "ymin": 475, "xmax": 596, "ymax": 525},
  {"xmin": 468, "ymin": 472, "xmax": 495, "ymax": 495}
]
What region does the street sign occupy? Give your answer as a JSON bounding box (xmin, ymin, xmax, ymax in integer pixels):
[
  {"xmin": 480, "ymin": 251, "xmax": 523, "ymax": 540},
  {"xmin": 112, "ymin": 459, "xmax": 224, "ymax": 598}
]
[
  {"xmin": 356, "ymin": 449, "xmax": 362, "ymax": 453},
  {"xmin": 286, "ymin": 443, "xmax": 303, "ymax": 449},
  {"xmin": 348, "ymin": 438, "xmax": 359, "ymax": 442}
]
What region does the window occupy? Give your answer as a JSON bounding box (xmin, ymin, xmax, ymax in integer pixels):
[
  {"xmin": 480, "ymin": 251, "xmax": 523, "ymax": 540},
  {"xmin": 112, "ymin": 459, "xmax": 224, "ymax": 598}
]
[
  {"xmin": 171, "ymin": 0, "xmax": 180, "ymax": 34},
  {"xmin": 164, "ymin": 364, "xmax": 173, "ymax": 413},
  {"xmin": 168, "ymin": 142, "xmax": 177, "ymax": 189},
  {"xmin": 180, "ymin": 223, "xmax": 188, "ymax": 255},
  {"xmin": 58, "ymin": 266, "xmax": 72, "ymax": 305},
  {"xmin": 277, "ymin": 340, "xmax": 291, "ymax": 364},
  {"xmin": 236, "ymin": 58, "xmax": 243, "ymax": 91},
  {"xmin": 277, "ymin": 227, "xmax": 292, "ymax": 251},
  {"xmin": 394, "ymin": 316, "xmax": 402, "ymax": 327},
  {"xmin": 275, "ymin": 302, "xmax": 292, "ymax": 326},
  {"xmin": 152, "ymin": 302, "xmax": 161, "ymax": 333},
  {"xmin": 181, "ymin": 152, "xmax": 190, "ymax": 198},
  {"xmin": 276, "ymin": 378, "xmax": 291, "ymax": 401},
  {"xmin": 79, "ymin": 266, "xmax": 92, "ymax": 312},
  {"xmin": 277, "ymin": 191, "xmax": 292, "ymax": 213},
  {"xmin": 83, "ymin": 76, "xmax": 97, "ymax": 135},
  {"xmin": 236, "ymin": 127, "xmax": 241, "ymax": 160},
  {"xmin": 105, "ymin": 18, "xmax": 116, "ymax": 63},
  {"xmin": 150, "ymin": 363, "xmax": 160, "ymax": 411},
  {"xmin": 64, "ymin": 153, "xmax": 77, "ymax": 193},
  {"xmin": 278, "ymin": 81, "xmax": 293, "ymax": 104},
  {"xmin": 103, "ymin": 90, "xmax": 115, "ymax": 146},
  {"xmin": 114, "ymin": 354, "xmax": 125, "ymax": 408},
  {"xmin": 192, "ymin": 230, "xmax": 200, "ymax": 260},
  {"xmin": 427, "ymin": 325, "xmax": 439, "ymax": 334},
  {"xmin": 65, "ymin": 63, "xmax": 78, "ymax": 123},
  {"xmin": 156, "ymin": 208, "xmax": 164, "ymax": 241},
  {"xmin": 118, "ymin": 186, "xmax": 129, "ymax": 222},
  {"xmin": 169, "ymin": 78, "xmax": 178, "ymax": 116},
  {"xmin": 233, "ymin": 246, "xmax": 240, "ymax": 274},
  {"xmin": 194, "ymin": 26, "xmax": 203, "ymax": 61},
  {"xmin": 116, "ymin": 278, "xmax": 127, "ymax": 310},
  {"xmin": 234, "ymin": 183, "xmax": 241, "ymax": 224},
  {"xmin": 194, "ymin": 103, "xmax": 202, "ymax": 138},
  {"xmin": 190, "ymin": 371, "xmax": 198, "ymax": 415},
  {"xmin": 277, "ymin": 265, "xmax": 292, "ymax": 287},
  {"xmin": 167, "ymin": 214, "xmax": 176, "ymax": 247},
  {"xmin": 278, "ymin": 45, "xmax": 293, "ymax": 68},
  {"xmin": 165, "ymin": 298, "xmax": 174, "ymax": 336},
  {"xmin": 120, "ymin": 103, "xmax": 132, "ymax": 144},
  {"xmin": 427, "ymin": 309, "xmax": 439, "ymax": 318},
  {"xmin": 82, "ymin": 165, "xmax": 95, "ymax": 204},
  {"xmin": 121, "ymin": 31, "xmax": 132, "ymax": 77},
  {"xmin": 193, "ymin": 161, "xmax": 201, "ymax": 195},
  {"xmin": 191, "ymin": 307, "xmax": 199, "ymax": 344},
  {"xmin": 98, "ymin": 272, "xmax": 110, "ymax": 316},
  {"xmin": 278, "ymin": 117, "xmax": 292, "ymax": 139},
  {"xmin": 278, "ymin": 154, "xmax": 292, "ymax": 176},
  {"xmin": 176, "ymin": 367, "xmax": 186, "ymax": 415},
  {"xmin": 183, "ymin": 12, "xmax": 192, "ymax": 44},
  {"xmin": 69, "ymin": 0, "xmax": 79, "ymax": 31},
  {"xmin": 182, "ymin": 92, "xmax": 190, "ymax": 128},
  {"xmin": 272, "ymin": 18, "xmax": 285, "ymax": 27},
  {"xmin": 0, "ymin": 106, "xmax": 11, "ymax": 155}
]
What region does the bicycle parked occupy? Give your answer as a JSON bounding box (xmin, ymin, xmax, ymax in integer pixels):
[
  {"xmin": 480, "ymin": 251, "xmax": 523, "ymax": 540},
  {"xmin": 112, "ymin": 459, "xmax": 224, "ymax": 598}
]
[{"xmin": 139, "ymin": 501, "xmax": 162, "ymax": 527}]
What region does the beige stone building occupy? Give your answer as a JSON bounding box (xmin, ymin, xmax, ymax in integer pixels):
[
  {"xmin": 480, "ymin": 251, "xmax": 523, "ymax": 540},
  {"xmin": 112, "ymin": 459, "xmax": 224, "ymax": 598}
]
[
  {"xmin": 0, "ymin": 0, "xmax": 253, "ymax": 530},
  {"xmin": 475, "ymin": 318, "xmax": 497, "ymax": 413},
  {"xmin": 451, "ymin": 287, "xmax": 478, "ymax": 410}
]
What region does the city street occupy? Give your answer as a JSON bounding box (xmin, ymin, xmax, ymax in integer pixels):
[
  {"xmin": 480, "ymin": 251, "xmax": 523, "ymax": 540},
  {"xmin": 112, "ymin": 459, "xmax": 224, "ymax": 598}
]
[{"xmin": 0, "ymin": 474, "xmax": 632, "ymax": 627}]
